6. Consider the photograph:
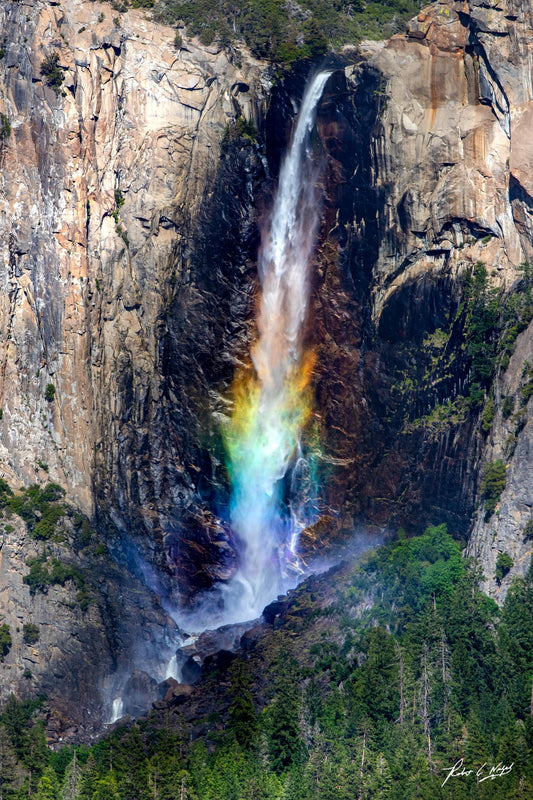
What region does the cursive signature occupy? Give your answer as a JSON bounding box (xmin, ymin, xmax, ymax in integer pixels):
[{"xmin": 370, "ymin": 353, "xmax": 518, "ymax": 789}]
[
  {"xmin": 441, "ymin": 759, "xmax": 513, "ymax": 787},
  {"xmin": 477, "ymin": 762, "xmax": 514, "ymax": 783}
]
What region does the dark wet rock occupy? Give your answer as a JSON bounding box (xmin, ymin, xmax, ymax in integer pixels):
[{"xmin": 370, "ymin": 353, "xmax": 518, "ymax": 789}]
[
  {"xmin": 175, "ymin": 618, "xmax": 258, "ymax": 683},
  {"xmin": 164, "ymin": 683, "xmax": 194, "ymax": 705},
  {"xmin": 122, "ymin": 671, "xmax": 159, "ymax": 718},
  {"xmin": 262, "ymin": 601, "xmax": 285, "ymax": 626},
  {"xmin": 178, "ymin": 655, "xmax": 203, "ymax": 686},
  {"xmin": 240, "ymin": 625, "xmax": 263, "ymax": 652},
  {"xmin": 203, "ymin": 649, "xmax": 237, "ymax": 674}
]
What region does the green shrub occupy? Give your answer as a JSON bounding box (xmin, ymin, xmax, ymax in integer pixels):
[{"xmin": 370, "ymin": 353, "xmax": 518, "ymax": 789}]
[
  {"xmin": 0, "ymin": 624, "xmax": 12, "ymax": 661},
  {"xmin": 22, "ymin": 624, "xmax": 40, "ymax": 645},
  {"xmin": 495, "ymin": 552, "xmax": 513, "ymax": 583},
  {"xmin": 481, "ymin": 459, "xmax": 507, "ymax": 520},
  {"xmin": 23, "ymin": 555, "xmax": 51, "ymax": 595},
  {"xmin": 39, "ymin": 483, "xmax": 64, "ymax": 503},
  {"xmin": 520, "ymin": 364, "xmax": 533, "ymax": 404},
  {"xmin": 33, "ymin": 505, "xmax": 65, "ymax": 540},
  {"xmin": 523, "ymin": 519, "xmax": 533, "ymax": 542},
  {"xmin": 76, "ymin": 589, "xmax": 90, "ymax": 612},
  {"xmin": 45, "ymin": 384, "xmax": 55, "ymax": 402},
  {"xmin": 73, "ymin": 514, "xmax": 93, "ymax": 548},
  {"xmin": 23, "ymin": 555, "xmax": 86, "ymax": 596},
  {"xmin": 115, "ymin": 224, "xmax": 129, "ymax": 246},
  {"xmin": 521, "ymin": 382, "xmax": 533, "ymax": 403},
  {"xmin": 6, "ymin": 483, "xmax": 65, "ymax": 539},
  {"xmin": 154, "ymin": 0, "xmax": 421, "ymax": 61},
  {"xmin": 502, "ymin": 395, "xmax": 514, "ymax": 419},
  {"xmin": 220, "ymin": 117, "xmax": 258, "ymax": 155},
  {"xmin": 481, "ymin": 399, "xmax": 495, "ymax": 433},
  {"xmin": 40, "ymin": 53, "xmax": 64, "ymax": 94},
  {"xmin": 0, "ymin": 113, "xmax": 11, "ymax": 140}
]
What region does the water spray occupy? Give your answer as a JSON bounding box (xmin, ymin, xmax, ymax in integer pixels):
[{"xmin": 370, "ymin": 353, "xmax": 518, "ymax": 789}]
[{"xmin": 222, "ymin": 71, "xmax": 331, "ymax": 622}]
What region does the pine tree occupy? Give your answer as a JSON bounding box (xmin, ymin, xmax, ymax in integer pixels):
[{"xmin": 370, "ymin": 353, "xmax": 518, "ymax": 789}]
[
  {"xmin": 114, "ymin": 725, "xmax": 150, "ymax": 800},
  {"xmin": 148, "ymin": 750, "xmax": 186, "ymax": 800},
  {"xmin": 24, "ymin": 722, "xmax": 49, "ymax": 796},
  {"xmin": 59, "ymin": 751, "xmax": 82, "ymax": 800},
  {"xmin": 34, "ymin": 766, "xmax": 59, "ymax": 800},
  {"xmin": 92, "ymin": 773, "xmax": 121, "ymax": 800},
  {"xmin": 0, "ymin": 696, "xmax": 28, "ymax": 760},
  {"xmin": 355, "ymin": 628, "xmax": 399, "ymax": 727},
  {"xmin": 303, "ymin": 679, "xmax": 322, "ymax": 735},
  {"xmin": 464, "ymin": 711, "xmax": 490, "ymax": 766},
  {"xmin": 188, "ymin": 741, "xmax": 210, "ymax": 800},
  {"xmin": 77, "ymin": 753, "xmax": 99, "ymax": 800},
  {"xmin": 445, "ymin": 572, "xmax": 499, "ymax": 717},
  {"xmin": 363, "ymin": 752, "xmax": 393, "ymax": 800},
  {"xmin": 227, "ymin": 661, "xmax": 260, "ymax": 751},
  {"xmin": 499, "ymin": 573, "xmax": 533, "ymax": 716},
  {"xmin": 497, "ymin": 719, "xmax": 529, "ymax": 774},
  {"xmin": 265, "ymin": 652, "xmax": 305, "ymax": 775},
  {"xmin": 282, "ymin": 765, "xmax": 306, "ymax": 800},
  {"xmin": 0, "ymin": 725, "xmax": 17, "ymax": 800},
  {"xmin": 353, "ymin": 718, "xmax": 373, "ymax": 800}
]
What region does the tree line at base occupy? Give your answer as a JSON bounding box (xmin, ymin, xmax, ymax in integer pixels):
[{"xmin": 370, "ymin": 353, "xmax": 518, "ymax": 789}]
[{"xmin": 1, "ymin": 524, "xmax": 533, "ymax": 799}]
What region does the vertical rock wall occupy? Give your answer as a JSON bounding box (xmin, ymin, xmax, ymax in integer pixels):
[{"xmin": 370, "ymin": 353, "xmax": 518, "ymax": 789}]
[
  {"xmin": 343, "ymin": 0, "xmax": 533, "ymax": 597},
  {"xmin": 0, "ymin": 0, "xmax": 269, "ymax": 593},
  {"xmin": 1, "ymin": 0, "xmax": 532, "ymax": 666}
]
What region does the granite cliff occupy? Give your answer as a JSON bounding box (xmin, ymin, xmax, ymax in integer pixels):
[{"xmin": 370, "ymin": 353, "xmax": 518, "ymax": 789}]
[{"xmin": 0, "ymin": 0, "xmax": 532, "ymax": 737}]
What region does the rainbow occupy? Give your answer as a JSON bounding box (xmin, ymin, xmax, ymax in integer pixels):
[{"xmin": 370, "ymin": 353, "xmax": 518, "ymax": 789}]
[{"xmin": 221, "ymin": 72, "xmax": 331, "ymax": 620}]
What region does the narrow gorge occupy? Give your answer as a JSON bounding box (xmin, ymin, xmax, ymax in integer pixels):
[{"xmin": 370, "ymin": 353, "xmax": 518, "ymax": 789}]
[{"xmin": 0, "ymin": 0, "xmax": 532, "ymax": 771}]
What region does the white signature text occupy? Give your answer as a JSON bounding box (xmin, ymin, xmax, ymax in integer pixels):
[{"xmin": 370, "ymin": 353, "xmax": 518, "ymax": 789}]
[{"xmin": 441, "ymin": 759, "xmax": 514, "ymax": 787}]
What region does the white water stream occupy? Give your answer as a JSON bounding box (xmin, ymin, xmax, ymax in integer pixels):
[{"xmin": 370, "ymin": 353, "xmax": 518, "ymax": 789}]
[
  {"xmin": 109, "ymin": 697, "xmax": 124, "ymax": 725},
  {"xmin": 222, "ymin": 70, "xmax": 331, "ymax": 624}
]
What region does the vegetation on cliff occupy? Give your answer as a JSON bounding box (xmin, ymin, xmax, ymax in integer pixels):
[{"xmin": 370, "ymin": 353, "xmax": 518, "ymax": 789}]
[
  {"xmin": 0, "ymin": 480, "xmax": 105, "ymax": 610},
  {"xmin": 1, "ymin": 525, "xmax": 532, "ymax": 798},
  {"xmin": 151, "ymin": 0, "xmax": 424, "ymax": 62},
  {"xmin": 392, "ymin": 261, "xmax": 533, "ymax": 434}
]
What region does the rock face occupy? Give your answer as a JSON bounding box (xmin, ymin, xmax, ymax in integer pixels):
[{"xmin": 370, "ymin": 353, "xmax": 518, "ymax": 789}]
[
  {"xmin": 0, "ymin": 509, "xmax": 179, "ymax": 743},
  {"xmin": 0, "ymin": 0, "xmax": 268, "ymax": 588},
  {"xmin": 0, "ymin": 0, "xmax": 268, "ymax": 736},
  {"xmin": 355, "ymin": 0, "xmax": 533, "ymax": 596},
  {"xmin": 1, "ymin": 0, "xmax": 533, "ymax": 735},
  {"xmin": 256, "ymin": 0, "xmax": 533, "ymax": 597},
  {"xmin": 466, "ymin": 328, "xmax": 533, "ymax": 599}
]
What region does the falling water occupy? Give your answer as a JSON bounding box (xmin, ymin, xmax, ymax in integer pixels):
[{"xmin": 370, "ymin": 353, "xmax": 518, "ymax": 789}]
[
  {"xmin": 165, "ymin": 653, "xmax": 180, "ymax": 681},
  {"xmin": 109, "ymin": 697, "xmax": 124, "ymax": 724},
  {"xmin": 222, "ymin": 71, "xmax": 331, "ymax": 622}
]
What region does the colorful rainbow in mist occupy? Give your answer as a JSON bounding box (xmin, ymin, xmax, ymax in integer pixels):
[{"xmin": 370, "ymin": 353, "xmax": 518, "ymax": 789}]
[{"xmin": 222, "ymin": 71, "xmax": 331, "ymax": 621}]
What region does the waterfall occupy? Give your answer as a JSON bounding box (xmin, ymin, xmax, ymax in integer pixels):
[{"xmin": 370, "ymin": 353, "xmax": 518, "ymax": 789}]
[
  {"xmin": 165, "ymin": 653, "xmax": 180, "ymax": 681},
  {"xmin": 109, "ymin": 697, "xmax": 124, "ymax": 724},
  {"xmin": 222, "ymin": 71, "xmax": 331, "ymax": 623}
]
